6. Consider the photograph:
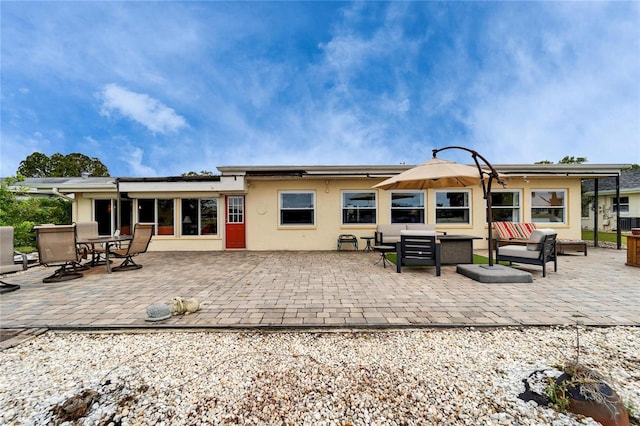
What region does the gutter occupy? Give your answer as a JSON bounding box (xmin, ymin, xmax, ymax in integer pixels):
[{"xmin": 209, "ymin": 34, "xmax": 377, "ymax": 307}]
[{"xmin": 51, "ymin": 188, "xmax": 75, "ymax": 201}]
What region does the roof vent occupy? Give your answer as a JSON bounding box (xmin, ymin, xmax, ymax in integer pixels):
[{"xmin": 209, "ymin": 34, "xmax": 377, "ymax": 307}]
[{"xmin": 81, "ymin": 171, "xmax": 90, "ymax": 179}]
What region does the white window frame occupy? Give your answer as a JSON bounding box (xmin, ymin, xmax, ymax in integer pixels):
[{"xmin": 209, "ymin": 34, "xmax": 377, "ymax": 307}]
[
  {"xmin": 435, "ymin": 189, "xmax": 471, "ymax": 224},
  {"xmin": 279, "ymin": 191, "xmax": 316, "ymax": 226},
  {"xmin": 490, "ymin": 190, "xmax": 522, "ymax": 223},
  {"xmin": 613, "ymin": 196, "xmax": 629, "ymax": 214},
  {"xmin": 390, "ymin": 190, "xmax": 426, "ymax": 224},
  {"xmin": 341, "ymin": 190, "xmax": 377, "ymax": 225},
  {"xmin": 530, "ymin": 189, "xmax": 567, "ymax": 224},
  {"xmin": 227, "ymin": 196, "xmax": 244, "ymax": 224}
]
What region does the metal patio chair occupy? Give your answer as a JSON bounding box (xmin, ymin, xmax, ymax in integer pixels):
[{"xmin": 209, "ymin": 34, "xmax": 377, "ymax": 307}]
[
  {"xmin": 35, "ymin": 224, "xmax": 84, "ymax": 283},
  {"xmin": 109, "ymin": 223, "xmax": 153, "ymax": 271},
  {"xmin": 0, "ymin": 226, "xmax": 28, "ymax": 293}
]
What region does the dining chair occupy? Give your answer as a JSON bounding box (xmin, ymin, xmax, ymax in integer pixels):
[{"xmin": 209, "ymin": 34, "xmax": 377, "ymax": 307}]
[
  {"xmin": 35, "ymin": 224, "xmax": 84, "ymax": 283},
  {"xmin": 109, "ymin": 223, "xmax": 154, "ymax": 271},
  {"xmin": 0, "ymin": 226, "xmax": 28, "ymax": 293}
]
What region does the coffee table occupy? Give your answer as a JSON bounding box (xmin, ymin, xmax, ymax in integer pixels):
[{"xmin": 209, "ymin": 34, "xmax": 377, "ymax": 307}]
[{"xmin": 557, "ymin": 240, "xmax": 587, "ymax": 256}]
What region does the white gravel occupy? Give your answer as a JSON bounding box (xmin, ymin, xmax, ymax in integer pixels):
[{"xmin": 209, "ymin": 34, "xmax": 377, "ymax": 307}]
[{"xmin": 1, "ymin": 326, "xmax": 638, "ymax": 425}]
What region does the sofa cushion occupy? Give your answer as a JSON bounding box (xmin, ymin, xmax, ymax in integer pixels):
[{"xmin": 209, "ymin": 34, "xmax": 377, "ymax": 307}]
[
  {"xmin": 517, "ymin": 223, "xmax": 537, "ymax": 238},
  {"xmin": 494, "ymin": 221, "xmax": 537, "ymax": 240},
  {"xmin": 500, "ymin": 245, "xmax": 541, "ymax": 259},
  {"xmin": 494, "ymin": 222, "xmax": 522, "ymax": 239},
  {"xmin": 377, "ymin": 224, "xmax": 405, "ymax": 236},
  {"xmin": 406, "ymin": 224, "xmax": 436, "ymax": 231},
  {"xmin": 527, "ymin": 229, "xmax": 557, "ymax": 251}
]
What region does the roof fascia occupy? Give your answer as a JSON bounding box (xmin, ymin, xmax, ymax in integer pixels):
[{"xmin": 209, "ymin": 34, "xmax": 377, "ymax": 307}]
[
  {"xmin": 494, "ymin": 164, "xmax": 631, "ymax": 177},
  {"xmin": 219, "ymin": 164, "xmax": 632, "ymax": 179}
]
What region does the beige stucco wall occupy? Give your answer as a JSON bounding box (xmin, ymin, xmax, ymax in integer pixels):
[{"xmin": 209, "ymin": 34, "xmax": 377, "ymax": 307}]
[
  {"xmin": 499, "ymin": 176, "xmax": 583, "ymax": 241},
  {"xmin": 245, "ymin": 178, "xmax": 381, "ymax": 251},
  {"xmin": 245, "ymin": 176, "xmax": 584, "ymax": 251},
  {"xmin": 70, "ymin": 175, "xmax": 584, "ymax": 251}
]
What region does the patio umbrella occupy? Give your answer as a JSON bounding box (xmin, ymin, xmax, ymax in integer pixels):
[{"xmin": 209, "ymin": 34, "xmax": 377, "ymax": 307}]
[
  {"xmin": 373, "ymin": 158, "xmax": 489, "ymax": 190},
  {"xmin": 373, "ymin": 147, "xmax": 505, "ymax": 267}
]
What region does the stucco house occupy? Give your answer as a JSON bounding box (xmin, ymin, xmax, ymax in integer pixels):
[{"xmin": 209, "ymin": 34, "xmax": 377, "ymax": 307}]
[
  {"xmin": 9, "ymin": 162, "xmax": 629, "ymax": 251},
  {"xmin": 582, "ymin": 168, "xmax": 640, "ymax": 232}
]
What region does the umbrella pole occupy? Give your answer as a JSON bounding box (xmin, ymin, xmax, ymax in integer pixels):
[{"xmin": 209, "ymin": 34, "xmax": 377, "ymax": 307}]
[{"xmin": 432, "ymin": 146, "xmax": 504, "ymax": 267}]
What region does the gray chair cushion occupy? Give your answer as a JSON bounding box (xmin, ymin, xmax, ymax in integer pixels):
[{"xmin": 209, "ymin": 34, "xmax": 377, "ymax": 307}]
[
  {"xmin": 500, "ymin": 245, "xmax": 541, "ymax": 259},
  {"xmin": 527, "ymin": 229, "xmax": 556, "ymax": 251}
]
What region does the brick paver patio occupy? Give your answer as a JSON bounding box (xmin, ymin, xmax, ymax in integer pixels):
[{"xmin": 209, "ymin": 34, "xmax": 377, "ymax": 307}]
[{"xmin": 1, "ymin": 248, "xmax": 639, "ymax": 330}]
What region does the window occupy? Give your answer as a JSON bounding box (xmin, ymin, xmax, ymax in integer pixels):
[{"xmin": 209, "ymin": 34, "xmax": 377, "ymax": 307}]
[
  {"xmin": 280, "ymin": 191, "xmax": 315, "ymax": 226},
  {"xmin": 138, "ymin": 198, "xmax": 175, "ymax": 235},
  {"xmin": 227, "ymin": 196, "xmax": 244, "ymax": 224},
  {"xmin": 94, "ymin": 199, "xmax": 113, "ymax": 236},
  {"xmin": 531, "ymin": 190, "xmax": 565, "ymax": 223},
  {"xmin": 342, "ymin": 191, "xmax": 376, "ymax": 224},
  {"xmin": 491, "ymin": 191, "xmax": 521, "ymax": 222},
  {"xmin": 93, "ymin": 199, "xmax": 132, "ymax": 236},
  {"xmin": 182, "ymin": 198, "xmax": 218, "ymax": 235},
  {"xmin": 391, "ymin": 191, "xmax": 425, "ymax": 223},
  {"xmin": 613, "ymin": 196, "xmax": 629, "ymax": 213},
  {"xmin": 435, "ymin": 190, "xmax": 470, "ymax": 224}
]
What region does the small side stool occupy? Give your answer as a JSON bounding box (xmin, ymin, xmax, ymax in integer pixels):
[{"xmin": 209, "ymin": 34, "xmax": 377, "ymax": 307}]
[
  {"xmin": 373, "ymin": 245, "xmax": 395, "ymax": 268},
  {"xmin": 337, "ymin": 234, "xmax": 358, "ymax": 250}
]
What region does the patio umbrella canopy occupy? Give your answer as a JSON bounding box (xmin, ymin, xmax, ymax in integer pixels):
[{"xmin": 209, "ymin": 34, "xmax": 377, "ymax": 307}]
[
  {"xmin": 374, "ymin": 147, "xmax": 506, "ymax": 268},
  {"xmin": 373, "ymin": 158, "xmax": 489, "ymax": 190}
]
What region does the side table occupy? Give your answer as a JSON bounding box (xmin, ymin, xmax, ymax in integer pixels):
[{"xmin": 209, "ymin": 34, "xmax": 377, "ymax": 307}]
[
  {"xmin": 626, "ymin": 235, "xmax": 640, "ymax": 267},
  {"xmin": 360, "ymin": 236, "xmax": 374, "ymax": 252}
]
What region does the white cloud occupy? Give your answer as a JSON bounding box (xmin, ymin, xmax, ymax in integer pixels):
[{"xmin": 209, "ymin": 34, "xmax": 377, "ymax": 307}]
[
  {"xmin": 120, "ymin": 145, "xmax": 157, "ymax": 177},
  {"xmin": 99, "ymin": 84, "xmax": 187, "ymax": 134}
]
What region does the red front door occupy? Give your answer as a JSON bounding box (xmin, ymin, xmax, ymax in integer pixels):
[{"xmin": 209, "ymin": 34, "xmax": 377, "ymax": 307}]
[{"xmin": 225, "ymin": 195, "xmax": 246, "ymax": 249}]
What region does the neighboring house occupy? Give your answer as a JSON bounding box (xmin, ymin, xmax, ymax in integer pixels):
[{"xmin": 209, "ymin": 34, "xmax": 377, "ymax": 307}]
[
  {"xmin": 582, "ymin": 168, "xmax": 640, "ymax": 232},
  {"xmin": 8, "ymin": 163, "xmax": 629, "ymax": 251}
]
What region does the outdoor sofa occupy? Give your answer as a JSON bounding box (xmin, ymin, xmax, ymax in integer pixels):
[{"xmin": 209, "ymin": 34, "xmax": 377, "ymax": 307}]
[
  {"xmin": 495, "ymin": 228, "xmax": 558, "ymax": 277},
  {"xmin": 375, "ymin": 224, "xmax": 444, "ymax": 245}
]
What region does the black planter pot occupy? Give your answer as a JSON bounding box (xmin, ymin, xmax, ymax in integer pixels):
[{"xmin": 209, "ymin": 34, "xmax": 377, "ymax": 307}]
[{"xmin": 556, "ymin": 372, "xmax": 629, "ymax": 426}]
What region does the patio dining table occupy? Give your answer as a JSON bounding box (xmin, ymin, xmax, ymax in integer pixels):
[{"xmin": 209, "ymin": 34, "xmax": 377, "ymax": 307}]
[{"xmin": 77, "ymin": 235, "xmax": 132, "ymax": 273}]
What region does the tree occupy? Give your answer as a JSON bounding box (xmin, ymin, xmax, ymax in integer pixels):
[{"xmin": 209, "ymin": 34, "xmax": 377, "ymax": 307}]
[
  {"xmin": 17, "ymin": 152, "xmax": 110, "ymax": 177},
  {"xmin": 180, "ymin": 170, "xmax": 215, "ymax": 176},
  {"xmin": 559, "ymin": 156, "xmax": 587, "ymax": 164},
  {"xmin": 535, "ymin": 156, "xmax": 587, "ymax": 165},
  {"xmin": 0, "ymin": 177, "xmax": 71, "ymax": 250}
]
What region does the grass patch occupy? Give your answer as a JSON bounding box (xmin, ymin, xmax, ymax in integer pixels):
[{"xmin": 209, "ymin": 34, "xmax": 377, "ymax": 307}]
[
  {"xmin": 385, "ymin": 253, "xmax": 507, "ymax": 266},
  {"xmin": 581, "ymin": 230, "xmax": 627, "ymax": 245},
  {"xmin": 15, "ymin": 246, "xmax": 36, "ymax": 254}
]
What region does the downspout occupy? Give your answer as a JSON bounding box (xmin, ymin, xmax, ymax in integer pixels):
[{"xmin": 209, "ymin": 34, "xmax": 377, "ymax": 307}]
[
  {"xmin": 116, "ymin": 178, "xmax": 121, "ymax": 232},
  {"xmin": 616, "ymin": 175, "xmax": 621, "ymax": 250},
  {"xmin": 51, "ymin": 188, "xmax": 75, "ymax": 202},
  {"xmin": 52, "ymin": 188, "xmax": 77, "ymax": 223},
  {"xmin": 594, "ymin": 180, "xmax": 599, "ymax": 247}
]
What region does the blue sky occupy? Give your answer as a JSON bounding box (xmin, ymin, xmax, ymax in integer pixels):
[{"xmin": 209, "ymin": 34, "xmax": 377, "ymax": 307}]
[{"xmin": 1, "ymin": 1, "xmax": 639, "ymax": 177}]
